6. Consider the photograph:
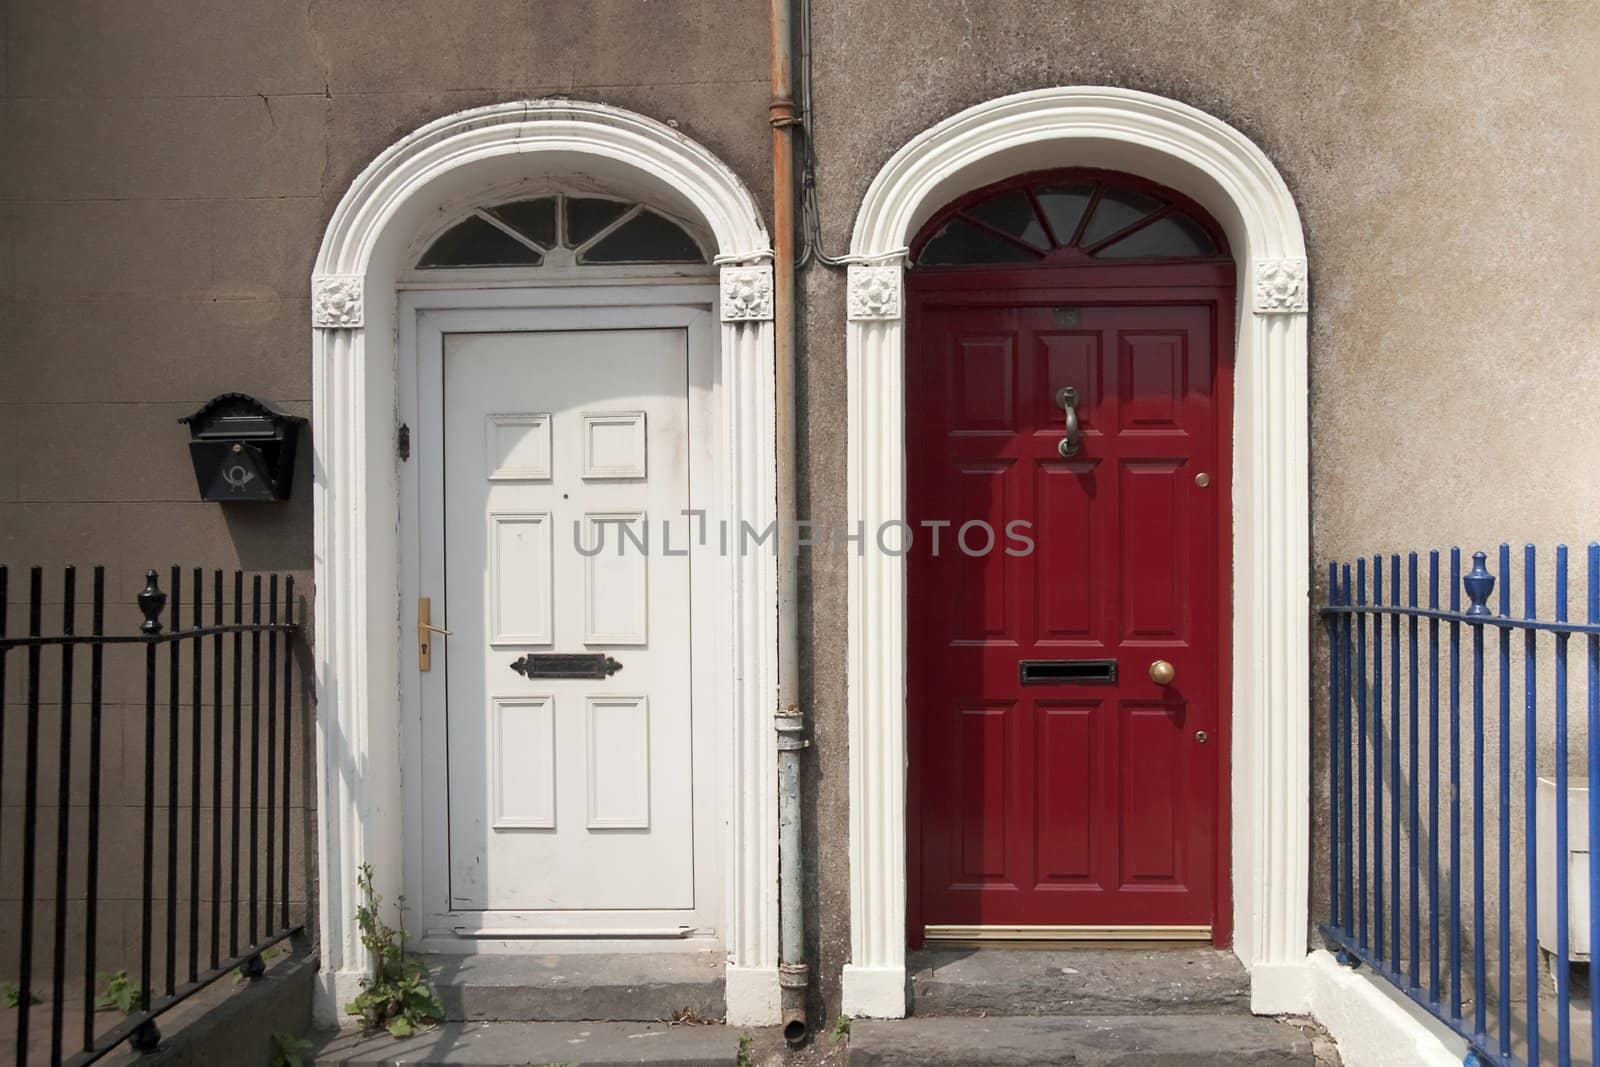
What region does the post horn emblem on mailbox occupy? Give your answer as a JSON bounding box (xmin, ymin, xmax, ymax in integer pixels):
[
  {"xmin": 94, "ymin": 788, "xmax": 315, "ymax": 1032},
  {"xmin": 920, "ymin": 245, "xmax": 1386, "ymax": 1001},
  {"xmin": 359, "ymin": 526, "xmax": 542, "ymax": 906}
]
[{"xmin": 179, "ymin": 393, "xmax": 306, "ymax": 502}]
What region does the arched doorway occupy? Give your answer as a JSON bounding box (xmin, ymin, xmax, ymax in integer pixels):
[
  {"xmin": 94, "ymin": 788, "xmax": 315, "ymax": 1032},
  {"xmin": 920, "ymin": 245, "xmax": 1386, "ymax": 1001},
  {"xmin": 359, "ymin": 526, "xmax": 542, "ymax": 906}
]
[
  {"xmin": 311, "ymin": 100, "xmax": 782, "ymax": 1025},
  {"xmin": 904, "ymin": 168, "xmax": 1235, "ymax": 947},
  {"xmin": 842, "ymin": 86, "xmax": 1309, "ymax": 1020}
]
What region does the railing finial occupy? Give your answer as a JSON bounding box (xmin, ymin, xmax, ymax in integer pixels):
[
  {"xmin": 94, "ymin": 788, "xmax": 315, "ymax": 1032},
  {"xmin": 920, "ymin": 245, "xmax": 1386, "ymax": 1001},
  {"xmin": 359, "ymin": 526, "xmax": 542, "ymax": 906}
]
[
  {"xmin": 137, "ymin": 570, "xmax": 167, "ymax": 634},
  {"xmin": 1462, "ymin": 550, "xmax": 1494, "ymax": 618}
]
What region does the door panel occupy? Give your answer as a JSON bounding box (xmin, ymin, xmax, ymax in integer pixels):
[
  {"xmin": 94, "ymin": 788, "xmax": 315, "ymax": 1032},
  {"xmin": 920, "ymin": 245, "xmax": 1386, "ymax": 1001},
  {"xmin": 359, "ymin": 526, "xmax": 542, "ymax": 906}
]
[
  {"xmin": 1033, "ymin": 701, "xmax": 1096, "ymax": 883},
  {"xmin": 909, "ymin": 299, "xmax": 1225, "ymax": 936},
  {"xmin": 439, "ymin": 327, "xmax": 696, "ymax": 918}
]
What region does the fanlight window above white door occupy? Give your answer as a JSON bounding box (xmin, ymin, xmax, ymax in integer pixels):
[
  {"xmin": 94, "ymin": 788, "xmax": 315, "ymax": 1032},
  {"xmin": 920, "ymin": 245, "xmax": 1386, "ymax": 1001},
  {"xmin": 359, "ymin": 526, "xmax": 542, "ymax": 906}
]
[{"xmin": 418, "ymin": 194, "xmax": 708, "ymax": 269}]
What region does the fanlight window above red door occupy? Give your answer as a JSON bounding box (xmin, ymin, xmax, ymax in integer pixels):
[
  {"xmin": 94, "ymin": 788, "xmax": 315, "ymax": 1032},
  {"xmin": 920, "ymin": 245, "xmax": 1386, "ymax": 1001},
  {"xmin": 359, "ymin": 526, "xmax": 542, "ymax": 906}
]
[{"xmin": 913, "ymin": 171, "xmax": 1228, "ymax": 268}]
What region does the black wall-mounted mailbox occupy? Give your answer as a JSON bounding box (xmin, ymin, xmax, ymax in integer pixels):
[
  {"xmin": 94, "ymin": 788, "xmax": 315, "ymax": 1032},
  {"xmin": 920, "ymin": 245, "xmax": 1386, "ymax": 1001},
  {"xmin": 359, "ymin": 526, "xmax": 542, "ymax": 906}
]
[{"xmin": 179, "ymin": 393, "xmax": 305, "ymax": 502}]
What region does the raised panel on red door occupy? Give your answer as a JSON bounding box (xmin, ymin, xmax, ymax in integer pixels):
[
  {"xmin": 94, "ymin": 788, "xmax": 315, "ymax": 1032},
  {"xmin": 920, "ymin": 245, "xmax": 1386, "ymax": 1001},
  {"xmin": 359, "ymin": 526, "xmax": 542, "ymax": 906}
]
[{"xmin": 910, "ymin": 298, "xmax": 1222, "ymax": 937}]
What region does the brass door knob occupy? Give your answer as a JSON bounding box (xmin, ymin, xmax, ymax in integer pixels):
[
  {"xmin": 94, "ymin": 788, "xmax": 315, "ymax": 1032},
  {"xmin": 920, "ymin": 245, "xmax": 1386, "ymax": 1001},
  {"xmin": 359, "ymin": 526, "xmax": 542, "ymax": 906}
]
[{"xmin": 1149, "ymin": 659, "xmax": 1176, "ymax": 685}]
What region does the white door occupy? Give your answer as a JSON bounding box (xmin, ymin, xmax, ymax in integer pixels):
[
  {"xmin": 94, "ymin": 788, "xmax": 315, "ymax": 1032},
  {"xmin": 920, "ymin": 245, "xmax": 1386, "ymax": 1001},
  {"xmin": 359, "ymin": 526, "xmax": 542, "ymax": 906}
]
[{"xmin": 413, "ymin": 306, "xmax": 718, "ymax": 940}]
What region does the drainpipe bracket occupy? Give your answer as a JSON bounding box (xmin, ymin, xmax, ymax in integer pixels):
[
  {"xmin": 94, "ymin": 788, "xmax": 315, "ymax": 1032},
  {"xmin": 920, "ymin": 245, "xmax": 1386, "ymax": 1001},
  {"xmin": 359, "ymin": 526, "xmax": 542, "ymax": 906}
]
[
  {"xmin": 778, "ymin": 962, "xmax": 810, "ymax": 988},
  {"xmin": 775, "ymin": 711, "xmax": 809, "ymax": 749}
]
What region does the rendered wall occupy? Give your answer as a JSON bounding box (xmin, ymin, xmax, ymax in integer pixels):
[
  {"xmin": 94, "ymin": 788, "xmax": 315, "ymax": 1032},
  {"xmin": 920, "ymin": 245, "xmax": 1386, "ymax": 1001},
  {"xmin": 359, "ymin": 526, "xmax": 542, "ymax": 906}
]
[
  {"xmin": 4, "ymin": 0, "xmax": 1599, "ymax": 1034},
  {"xmin": 798, "ymin": 0, "xmax": 1600, "ymax": 1024},
  {"xmin": 0, "ymin": 0, "xmax": 772, "ymax": 1013}
]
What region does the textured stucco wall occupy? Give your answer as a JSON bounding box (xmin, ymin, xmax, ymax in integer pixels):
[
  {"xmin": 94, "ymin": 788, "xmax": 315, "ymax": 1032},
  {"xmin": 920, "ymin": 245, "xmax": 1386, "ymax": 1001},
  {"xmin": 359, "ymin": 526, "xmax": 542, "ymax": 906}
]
[
  {"xmin": 0, "ymin": 0, "xmax": 771, "ymax": 999},
  {"xmin": 798, "ymin": 0, "xmax": 1600, "ymax": 1024},
  {"xmin": 4, "ymin": 0, "xmax": 1598, "ymax": 1033},
  {"xmin": 1, "ymin": 0, "xmax": 771, "ymax": 579}
]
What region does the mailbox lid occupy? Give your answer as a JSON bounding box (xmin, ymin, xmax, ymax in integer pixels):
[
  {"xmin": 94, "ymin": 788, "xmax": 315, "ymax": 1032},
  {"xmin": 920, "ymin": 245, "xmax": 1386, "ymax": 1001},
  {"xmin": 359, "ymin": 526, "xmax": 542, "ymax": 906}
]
[{"xmin": 179, "ymin": 393, "xmax": 306, "ymax": 440}]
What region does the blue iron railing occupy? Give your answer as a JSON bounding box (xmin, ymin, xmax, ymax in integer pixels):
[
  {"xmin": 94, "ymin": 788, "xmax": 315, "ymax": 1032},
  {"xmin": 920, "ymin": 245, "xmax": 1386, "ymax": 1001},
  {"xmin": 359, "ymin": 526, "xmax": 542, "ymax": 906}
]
[{"xmin": 1321, "ymin": 544, "xmax": 1599, "ymax": 1067}]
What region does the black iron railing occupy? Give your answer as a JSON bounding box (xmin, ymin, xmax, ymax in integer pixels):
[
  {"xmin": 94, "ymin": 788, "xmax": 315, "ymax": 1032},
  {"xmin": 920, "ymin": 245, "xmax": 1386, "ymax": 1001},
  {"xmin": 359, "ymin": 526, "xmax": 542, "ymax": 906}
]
[{"xmin": 1, "ymin": 565, "xmax": 307, "ymax": 1066}]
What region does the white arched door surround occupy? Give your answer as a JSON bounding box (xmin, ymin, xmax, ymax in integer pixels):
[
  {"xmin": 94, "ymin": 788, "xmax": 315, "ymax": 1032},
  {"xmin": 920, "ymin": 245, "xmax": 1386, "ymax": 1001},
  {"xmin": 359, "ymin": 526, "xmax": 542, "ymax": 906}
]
[
  {"xmin": 311, "ymin": 100, "xmax": 782, "ymax": 1025},
  {"xmin": 842, "ymin": 86, "xmax": 1312, "ymax": 1018}
]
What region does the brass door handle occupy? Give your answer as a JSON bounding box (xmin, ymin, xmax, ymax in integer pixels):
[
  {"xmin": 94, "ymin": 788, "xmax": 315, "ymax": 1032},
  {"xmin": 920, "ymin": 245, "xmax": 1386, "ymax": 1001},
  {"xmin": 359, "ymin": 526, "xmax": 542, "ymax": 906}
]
[
  {"xmin": 1149, "ymin": 659, "xmax": 1176, "ymax": 685},
  {"xmin": 418, "ymin": 597, "xmax": 449, "ymax": 672},
  {"xmin": 1055, "ymin": 386, "xmax": 1081, "ymax": 458}
]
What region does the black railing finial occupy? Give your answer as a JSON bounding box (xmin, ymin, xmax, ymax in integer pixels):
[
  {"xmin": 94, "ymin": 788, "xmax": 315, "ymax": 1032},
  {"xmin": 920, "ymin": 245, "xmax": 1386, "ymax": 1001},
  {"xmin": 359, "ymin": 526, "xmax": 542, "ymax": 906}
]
[
  {"xmin": 1462, "ymin": 551, "xmax": 1494, "ymax": 617},
  {"xmin": 137, "ymin": 571, "xmax": 167, "ymax": 634}
]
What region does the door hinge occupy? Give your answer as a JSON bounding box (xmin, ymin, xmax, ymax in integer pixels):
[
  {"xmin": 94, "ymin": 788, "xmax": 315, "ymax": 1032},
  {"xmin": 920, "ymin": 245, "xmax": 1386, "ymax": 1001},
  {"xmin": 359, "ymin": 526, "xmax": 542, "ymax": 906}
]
[{"xmin": 397, "ymin": 422, "xmax": 411, "ymax": 461}]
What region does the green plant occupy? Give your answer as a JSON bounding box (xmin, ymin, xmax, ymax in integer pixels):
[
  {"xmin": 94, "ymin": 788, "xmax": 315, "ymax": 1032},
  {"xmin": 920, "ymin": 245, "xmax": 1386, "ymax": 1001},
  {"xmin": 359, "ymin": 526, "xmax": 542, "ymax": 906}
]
[
  {"xmin": 737, "ymin": 1032, "xmax": 753, "ymax": 1067},
  {"xmin": 344, "ymin": 863, "xmax": 444, "ymax": 1038},
  {"xmin": 832, "ymin": 1014, "xmax": 852, "ymax": 1040},
  {"xmin": 1, "ymin": 982, "xmax": 41, "ymax": 1008},
  {"xmin": 93, "ymin": 972, "xmax": 143, "ymax": 1015},
  {"xmin": 269, "ymin": 1032, "xmax": 314, "ymax": 1067}
]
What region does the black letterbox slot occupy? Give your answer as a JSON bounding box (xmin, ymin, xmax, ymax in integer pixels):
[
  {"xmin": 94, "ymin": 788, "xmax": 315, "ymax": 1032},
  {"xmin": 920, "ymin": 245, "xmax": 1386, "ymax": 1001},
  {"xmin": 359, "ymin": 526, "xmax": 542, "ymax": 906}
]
[{"xmin": 1018, "ymin": 659, "xmax": 1118, "ymax": 685}]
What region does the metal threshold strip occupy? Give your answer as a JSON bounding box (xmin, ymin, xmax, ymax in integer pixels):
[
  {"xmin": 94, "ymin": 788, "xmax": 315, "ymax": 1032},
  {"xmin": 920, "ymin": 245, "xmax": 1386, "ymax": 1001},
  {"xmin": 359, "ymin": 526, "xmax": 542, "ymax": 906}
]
[
  {"xmin": 450, "ymin": 925, "xmax": 695, "ymax": 939},
  {"xmin": 924, "ymin": 924, "xmax": 1211, "ymax": 942}
]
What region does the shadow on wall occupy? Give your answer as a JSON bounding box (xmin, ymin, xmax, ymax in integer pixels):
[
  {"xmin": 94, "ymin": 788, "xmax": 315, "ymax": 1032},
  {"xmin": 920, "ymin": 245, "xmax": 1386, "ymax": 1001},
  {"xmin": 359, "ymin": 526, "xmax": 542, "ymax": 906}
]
[{"xmin": 217, "ymin": 421, "xmax": 316, "ymax": 577}]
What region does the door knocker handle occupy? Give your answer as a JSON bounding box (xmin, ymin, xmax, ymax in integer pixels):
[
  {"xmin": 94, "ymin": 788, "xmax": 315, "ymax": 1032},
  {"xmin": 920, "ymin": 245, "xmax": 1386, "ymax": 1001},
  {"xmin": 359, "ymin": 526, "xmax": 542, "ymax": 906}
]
[{"xmin": 1055, "ymin": 386, "xmax": 1081, "ymax": 458}]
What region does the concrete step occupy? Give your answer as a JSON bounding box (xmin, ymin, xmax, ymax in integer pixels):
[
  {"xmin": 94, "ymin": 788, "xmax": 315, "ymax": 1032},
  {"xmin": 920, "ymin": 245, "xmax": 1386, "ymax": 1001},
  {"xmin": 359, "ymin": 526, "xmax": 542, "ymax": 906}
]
[
  {"xmin": 847, "ymin": 1015, "xmax": 1320, "ymax": 1066},
  {"xmin": 312, "ymin": 1020, "xmax": 739, "ymax": 1066},
  {"xmin": 909, "ymin": 947, "xmax": 1251, "ymax": 1017},
  {"xmin": 423, "ymin": 953, "xmax": 725, "ymax": 1022}
]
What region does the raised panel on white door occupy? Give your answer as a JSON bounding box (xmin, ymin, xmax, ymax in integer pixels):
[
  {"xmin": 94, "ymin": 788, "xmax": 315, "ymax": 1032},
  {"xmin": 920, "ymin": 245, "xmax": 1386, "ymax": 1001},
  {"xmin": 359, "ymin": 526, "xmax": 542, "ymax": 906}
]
[
  {"xmin": 586, "ymin": 696, "xmax": 651, "ymax": 829},
  {"xmin": 489, "ymin": 511, "xmax": 552, "ymax": 645},
  {"xmin": 582, "ymin": 411, "xmax": 648, "ymax": 479},
  {"xmin": 583, "ymin": 511, "xmax": 649, "ymax": 645},
  {"xmin": 485, "ymin": 413, "xmax": 551, "ymax": 480},
  {"xmin": 491, "ymin": 695, "xmax": 555, "ymax": 829}
]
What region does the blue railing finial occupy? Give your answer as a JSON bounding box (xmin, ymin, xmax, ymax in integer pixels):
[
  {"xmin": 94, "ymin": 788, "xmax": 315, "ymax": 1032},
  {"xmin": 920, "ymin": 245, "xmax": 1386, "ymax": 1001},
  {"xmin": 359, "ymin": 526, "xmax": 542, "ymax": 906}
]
[{"xmin": 1463, "ymin": 551, "xmax": 1494, "ymax": 617}]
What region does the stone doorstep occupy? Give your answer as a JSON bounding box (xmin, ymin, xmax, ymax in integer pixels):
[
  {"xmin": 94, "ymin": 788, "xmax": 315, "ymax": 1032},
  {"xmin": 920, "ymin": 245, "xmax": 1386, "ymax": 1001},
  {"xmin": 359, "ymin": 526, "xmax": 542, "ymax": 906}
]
[
  {"xmin": 908, "ymin": 947, "xmax": 1253, "ymax": 1017},
  {"xmin": 846, "ymin": 1015, "xmax": 1321, "ymax": 1067},
  {"xmin": 311, "ymin": 1020, "xmax": 740, "ymax": 1066},
  {"xmin": 423, "ymin": 952, "xmax": 726, "ymax": 1023}
]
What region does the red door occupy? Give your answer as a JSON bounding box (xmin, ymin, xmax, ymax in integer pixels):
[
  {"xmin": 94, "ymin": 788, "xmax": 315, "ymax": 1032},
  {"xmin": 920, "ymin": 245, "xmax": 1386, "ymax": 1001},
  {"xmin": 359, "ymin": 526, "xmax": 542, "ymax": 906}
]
[{"xmin": 907, "ymin": 293, "xmax": 1232, "ymax": 943}]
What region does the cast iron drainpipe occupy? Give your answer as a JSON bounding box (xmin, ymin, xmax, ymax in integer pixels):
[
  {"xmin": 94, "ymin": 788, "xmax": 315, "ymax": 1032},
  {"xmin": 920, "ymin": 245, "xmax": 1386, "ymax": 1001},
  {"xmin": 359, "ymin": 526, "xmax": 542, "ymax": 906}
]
[{"xmin": 770, "ymin": 0, "xmax": 809, "ymax": 1048}]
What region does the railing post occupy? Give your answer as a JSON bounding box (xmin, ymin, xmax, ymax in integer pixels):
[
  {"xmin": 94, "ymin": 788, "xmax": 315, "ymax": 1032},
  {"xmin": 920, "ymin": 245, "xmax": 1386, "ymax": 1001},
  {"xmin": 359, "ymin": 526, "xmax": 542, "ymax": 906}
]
[
  {"xmin": 1447, "ymin": 546, "xmax": 1461, "ymax": 1022},
  {"xmin": 1522, "ymin": 544, "xmax": 1539, "ymax": 1064},
  {"xmin": 17, "ymin": 568, "xmax": 44, "ymax": 1063},
  {"xmin": 1328, "ymin": 561, "xmax": 1341, "ymax": 932},
  {"xmin": 49, "ymin": 568, "xmax": 78, "ymax": 1064},
  {"xmin": 84, "ymin": 567, "xmax": 106, "ymax": 1054},
  {"xmin": 1428, "ymin": 550, "xmax": 1441, "ymax": 1005},
  {"xmin": 1463, "ymin": 551, "xmax": 1492, "ymax": 1043},
  {"xmin": 1357, "ymin": 556, "xmax": 1369, "ymax": 950},
  {"xmin": 134, "ymin": 569, "xmax": 167, "ymax": 1055},
  {"xmin": 1552, "ymin": 545, "xmax": 1570, "ymax": 1066},
  {"xmin": 1586, "ymin": 542, "xmax": 1599, "ymax": 1059},
  {"xmin": 1497, "ymin": 543, "xmax": 1512, "ymax": 1059},
  {"xmin": 1389, "ymin": 554, "xmax": 1402, "ymax": 976},
  {"xmin": 1408, "ymin": 551, "xmax": 1421, "ymax": 993}
]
